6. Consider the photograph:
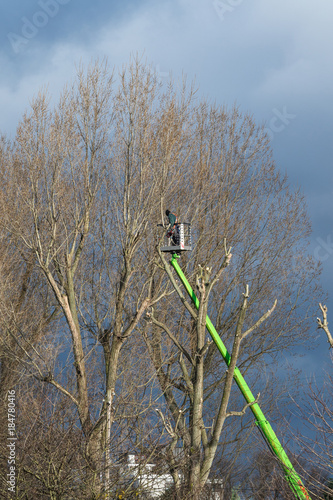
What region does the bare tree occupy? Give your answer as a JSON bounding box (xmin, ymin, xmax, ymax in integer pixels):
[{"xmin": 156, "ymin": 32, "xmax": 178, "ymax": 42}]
[
  {"xmin": 280, "ymin": 304, "xmax": 333, "ymax": 499},
  {"xmin": 0, "ymin": 58, "xmax": 321, "ymax": 499},
  {"xmin": 248, "ymin": 447, "xmax": 305, "ymax": 500},
  {"xmin": 253, "ymin": 302, "xmax": 333, "ymax": 500},
  {"xmin": 144, "ymin": 247, "xmax": 278, "ymax": 498},
  {"xmin": 140, "ymin": 101, "xmax": 320, "ymax": 497},
  {"xmin": 0, "ymin": 58, "xmax": 199, "ymax": 497}
]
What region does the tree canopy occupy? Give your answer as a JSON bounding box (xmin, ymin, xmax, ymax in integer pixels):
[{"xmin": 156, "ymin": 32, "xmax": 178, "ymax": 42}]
[{"xmin": 0, "ymin": 58, "xmax": 322, "ymax": 499}]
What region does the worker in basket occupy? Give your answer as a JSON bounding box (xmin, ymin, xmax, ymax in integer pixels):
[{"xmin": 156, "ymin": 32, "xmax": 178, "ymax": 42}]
[{"xmin": 165, "ymin": 209, "xmax": 179, "ymax": 245}]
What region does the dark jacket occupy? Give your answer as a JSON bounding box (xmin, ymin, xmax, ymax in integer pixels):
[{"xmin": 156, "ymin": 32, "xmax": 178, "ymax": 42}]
[{"xmin": 167, "ymin": 212, "xmax": 177, "ymax": 227}]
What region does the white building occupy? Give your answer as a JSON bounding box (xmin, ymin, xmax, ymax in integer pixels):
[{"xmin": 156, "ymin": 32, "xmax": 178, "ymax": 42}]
[{"xmin": 117, "ymin": 453, "xmax": 224, "ymax": 499}]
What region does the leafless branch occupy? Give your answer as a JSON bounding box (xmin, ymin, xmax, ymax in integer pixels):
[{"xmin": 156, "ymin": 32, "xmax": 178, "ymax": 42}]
[
  {"xmin": 226, "ymin": 393, "xmax": 260, "ymax": 417},
  {"xmin": 317, "ymin": 303, "xmax": 333, "ymax": 348}
]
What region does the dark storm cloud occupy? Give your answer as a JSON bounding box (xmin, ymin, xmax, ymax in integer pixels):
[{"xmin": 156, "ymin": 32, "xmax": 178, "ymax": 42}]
[{"xmin": 0, "ymin": 1, "xmax": 332, "ymax": 377}]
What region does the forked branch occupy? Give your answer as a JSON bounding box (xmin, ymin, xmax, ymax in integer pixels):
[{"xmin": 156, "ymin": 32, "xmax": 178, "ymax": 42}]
[
  {"xmin": 226, "ymin": 393, "xmax": 260, "ymax": 418},
  {"xmin": 317, "ymin": 303, "xmax": 333, "ymax": 348}
]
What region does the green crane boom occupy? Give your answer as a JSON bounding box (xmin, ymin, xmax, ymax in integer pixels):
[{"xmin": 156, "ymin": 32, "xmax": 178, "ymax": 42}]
[{"xmin": 169, "ymin": 253, "xmax": 311, "ymax": 500}]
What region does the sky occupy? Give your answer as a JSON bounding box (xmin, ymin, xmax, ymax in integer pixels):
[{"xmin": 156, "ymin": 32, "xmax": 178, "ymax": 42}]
[{"xmin": 1, "ymin": 0, "xmax": 332, "ymax": 377}]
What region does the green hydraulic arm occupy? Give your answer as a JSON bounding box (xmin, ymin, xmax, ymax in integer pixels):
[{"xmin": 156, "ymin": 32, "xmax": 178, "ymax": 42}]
[{"xmin": 169, "ymin": 254, "xmax": 311, "ymax": 500}]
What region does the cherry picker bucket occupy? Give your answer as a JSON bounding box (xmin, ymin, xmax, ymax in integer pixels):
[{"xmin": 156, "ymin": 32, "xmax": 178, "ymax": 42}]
[{"xmin": 159, "ymin": 222, "xmax": 192, "ymax": 253}]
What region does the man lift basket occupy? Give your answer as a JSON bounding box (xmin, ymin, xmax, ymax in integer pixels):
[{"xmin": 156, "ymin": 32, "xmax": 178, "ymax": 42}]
[{"xmin": 158, "ymin": 221, "xmax": 192, "ymax": 253}]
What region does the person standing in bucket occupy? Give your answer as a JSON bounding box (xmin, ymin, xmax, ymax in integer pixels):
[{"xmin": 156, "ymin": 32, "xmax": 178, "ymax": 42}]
[{"xmin": 165, "ymin": 210, "xmax": 179, "ymax": 245}]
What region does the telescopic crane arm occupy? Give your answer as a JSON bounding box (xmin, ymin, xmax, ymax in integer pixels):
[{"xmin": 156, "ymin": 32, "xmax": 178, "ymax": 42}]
[{"xmin": 168, "ymin": 253, "xmax": 311, "ymax": 500}]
